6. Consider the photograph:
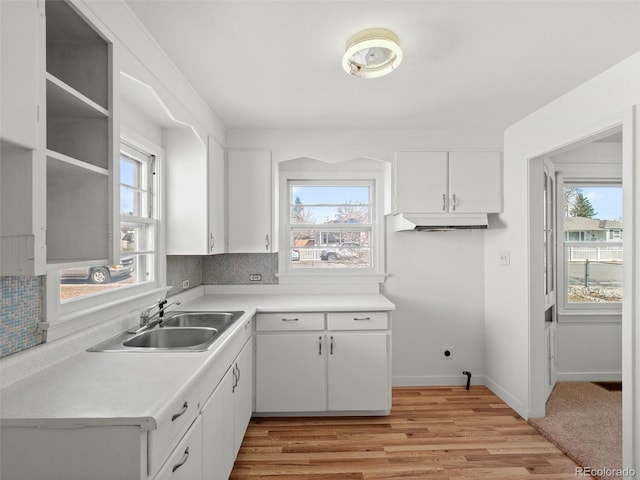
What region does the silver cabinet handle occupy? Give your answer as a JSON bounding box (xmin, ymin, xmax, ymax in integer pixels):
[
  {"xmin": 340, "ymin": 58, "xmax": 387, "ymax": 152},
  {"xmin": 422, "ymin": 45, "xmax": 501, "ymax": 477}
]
[
  {"xmin": 171, "ymin": 401, "xmax": 188, "ymax": 422},
  {"xmin": 442, "ymin": 193, "xmax": 447, "ymax": 211},
  {"xmin": 232, "ymin": 364, "xmax": 238, "ymax": 392},
  {"xmin": 171, "ymin": 447, "xmax": 190, "ymax": 473},
  {"xmin": 210, "ymin": 232, "xmax": 215, "ymax": 252},
  {"xmin": 330, "ymin": 335, "xmax": 334, "ymax": 355},
  {"xmin": 236, "ymin": 363, "xmax": 241, "ymax": 385},
  {"xmin": 452, "ymin": 193, "xmax": 457, "ymax": 211},
  {"xmin": 281, "ymin": 317, "xmax": 299, "ymax": 322},
  {"xmin": 319, "ymin": 336, "xmax": 322, "ymax": 355},
  {"xmin": 353, "ymin": 317, "xmax": 371, "ymax": 321},
  {"xmin": 265, "ymin": 234, "xmax": 270, "ymax": 251}
]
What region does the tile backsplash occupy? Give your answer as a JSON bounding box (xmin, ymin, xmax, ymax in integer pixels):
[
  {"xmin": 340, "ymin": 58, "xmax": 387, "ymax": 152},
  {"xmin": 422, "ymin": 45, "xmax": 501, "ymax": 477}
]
[
  {"xmin": 1, "ymin": 254, "xmax": 277, "ymax": 357},
  {"xmin": 0, "ymin": 276, "xmax": 45, "ymax": 358},
  {"xmin": 166, "ymin": 255, "xmax": 204, "ymax": 297},
  {"xmin": 203, "ymin": 253, "xmax": 278, "ymax": 285}
]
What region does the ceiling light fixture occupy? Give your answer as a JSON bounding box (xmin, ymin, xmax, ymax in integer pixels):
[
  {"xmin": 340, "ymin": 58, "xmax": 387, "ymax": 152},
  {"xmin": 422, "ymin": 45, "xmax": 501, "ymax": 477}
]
[{"xmin": 342, "ymin": 28, "xmax": 402, "ymax": 79}]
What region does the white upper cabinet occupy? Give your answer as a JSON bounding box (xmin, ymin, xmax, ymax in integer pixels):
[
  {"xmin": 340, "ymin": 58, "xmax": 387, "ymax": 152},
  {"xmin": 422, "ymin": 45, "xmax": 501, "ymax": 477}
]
[
  {"xmin": 166, "ymin": 133, "xmax": 225, "ymax": 255},
  {"xmin": 0, "ymin": 0, "xmax": 43, "ymax": 150},
  {"xmin": 394, "ymin": 151, "xmax": 503, "ymax": 214},
  {"xmin": 227, "ymin": 150, "xmax": 274, "ymax": 253},
  {"xmin": 394, "ymin": 151, "xmax": 448, "ymax": 213},
  {"xmin": 1, "ymin": 0, "xmax": 116, "ymax": 273},
  {"xmin": 45, "ymin": 0, "xmax": 116, "ymax": 266}
]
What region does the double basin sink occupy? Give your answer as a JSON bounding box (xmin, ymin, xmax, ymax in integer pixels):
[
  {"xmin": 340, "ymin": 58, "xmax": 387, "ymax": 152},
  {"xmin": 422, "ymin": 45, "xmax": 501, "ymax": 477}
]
[{"xmin": 88, "ymin": 311, "xmax": 245, "ymax": 352}]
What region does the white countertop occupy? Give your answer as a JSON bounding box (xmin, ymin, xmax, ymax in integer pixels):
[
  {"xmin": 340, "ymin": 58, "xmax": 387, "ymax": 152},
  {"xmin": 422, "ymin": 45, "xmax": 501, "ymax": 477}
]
[{"xmin": 1, "ymin": 293, "xmax": 394, "ymax": 430}]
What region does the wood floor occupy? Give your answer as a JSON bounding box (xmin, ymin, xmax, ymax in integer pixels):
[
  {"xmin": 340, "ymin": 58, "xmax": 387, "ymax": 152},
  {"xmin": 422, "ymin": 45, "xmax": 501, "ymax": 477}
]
[{"xmin": 230, "ymin": 386, "xmax": 591, "ymax": 479}]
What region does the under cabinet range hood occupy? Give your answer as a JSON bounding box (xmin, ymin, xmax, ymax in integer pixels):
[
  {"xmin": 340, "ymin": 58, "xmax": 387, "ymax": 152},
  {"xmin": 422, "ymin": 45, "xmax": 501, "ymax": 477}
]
[{"xmin": 391, "ymin": 213, "xmax": 489, "ymax": 232}]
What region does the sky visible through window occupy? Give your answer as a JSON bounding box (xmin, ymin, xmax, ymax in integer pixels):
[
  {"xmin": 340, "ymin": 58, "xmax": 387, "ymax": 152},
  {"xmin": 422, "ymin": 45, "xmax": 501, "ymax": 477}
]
[
  {"xmin": 291, "ymin": 185, "xmax": 370, "ymax": 225},
  {"xmin": 577, "ymin": 186, "xmax": 622, "ymax": 220}
]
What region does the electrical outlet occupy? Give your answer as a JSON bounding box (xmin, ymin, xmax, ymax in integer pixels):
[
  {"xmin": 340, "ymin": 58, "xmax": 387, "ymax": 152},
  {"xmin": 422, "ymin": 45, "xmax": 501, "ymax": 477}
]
[
  {"xmin": 499, "ymin": 251, "xmax": 511, "ymax": 266},
  {"xmin": 182, "ymin": 279, "xmax": 190, "ymax": 289},
  {"xmin": 441, "ymin": 347, "xmax": 453, "ymax": 360},
  {"xmin": 249, "ymin": 273, "xmax": 262, "ymax": 282}
]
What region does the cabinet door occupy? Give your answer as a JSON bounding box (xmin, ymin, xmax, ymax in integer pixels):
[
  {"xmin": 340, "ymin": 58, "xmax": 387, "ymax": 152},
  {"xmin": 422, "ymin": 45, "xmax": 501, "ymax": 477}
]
[
  {"xmin": 227, "ymin": 150, "xmax": 272, "ymax": 253},
  {"xmin": 155, "ymin": 417, "xmax": 203, "ymax": 480},
  {"xmin": 448, "ymin": 151, "xmax": 502, "ymax": 213},
  {"xmin": 202, "ymin": 370, "xmax": 235, "ymax": 480},
  {"xmin": 233, "ymin": 337, "xmax": 253, "ymax": 455},
  {"xmin": 394, "ymin": 151, "xmax": 448, "ymax": 213},
  {"xmin": 0, "ymin": 0, "xmax": 42, "ymax": 149},
  {"xmin": 327, "ymin": 332, "xmax": 390, "ymax": 412},
  {"xmin": 208, "ymin": 136, "xmax": 225, "ymax": 254},
  {"xmin": 255, "ymin": 333, "xmax": 325, "ymax": 412},
  {"xmin": 166, "ymin": 128, "xmax": 209, "ymax": 254}
]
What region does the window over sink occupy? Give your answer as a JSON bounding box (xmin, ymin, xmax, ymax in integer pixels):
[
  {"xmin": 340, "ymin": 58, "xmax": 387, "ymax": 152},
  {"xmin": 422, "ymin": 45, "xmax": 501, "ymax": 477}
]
[
  {"xmin": 46, "ymin": 136, "xmax": 165, "ymax": 339},
  {"xmin": 57, "ymin": 142, "xmax": 157, "ymax": 302}
]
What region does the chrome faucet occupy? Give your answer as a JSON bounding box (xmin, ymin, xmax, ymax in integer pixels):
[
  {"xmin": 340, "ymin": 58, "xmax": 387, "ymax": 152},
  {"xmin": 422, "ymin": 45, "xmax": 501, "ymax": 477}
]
[{"xmin": 128, "ymin": 300, "xmax": 181, "ymax": 334}]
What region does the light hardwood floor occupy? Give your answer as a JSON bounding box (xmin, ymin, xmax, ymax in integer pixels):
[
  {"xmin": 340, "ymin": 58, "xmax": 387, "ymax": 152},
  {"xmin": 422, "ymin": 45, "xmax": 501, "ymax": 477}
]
[{"xmin": 230, "ymin": 386, "xmax": 591, "ymax": 479}]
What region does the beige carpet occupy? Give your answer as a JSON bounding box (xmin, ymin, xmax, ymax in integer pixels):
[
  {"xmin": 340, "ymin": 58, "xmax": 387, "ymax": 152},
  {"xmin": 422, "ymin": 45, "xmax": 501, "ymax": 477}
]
[{"xmin": 529, "ymin": 381, "xmax": 622, "ymax": 480}]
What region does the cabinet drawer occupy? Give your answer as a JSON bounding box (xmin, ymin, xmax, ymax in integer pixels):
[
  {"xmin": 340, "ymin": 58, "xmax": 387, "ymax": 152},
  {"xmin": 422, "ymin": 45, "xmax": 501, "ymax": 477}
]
[
  {"xmin": 154, "ymin": 416, "xmax": 202, "ymax": 480},
  {"xmin": 148, "ymin": 381, "xmax": 206, "ymax": 477},
  {"xmin": 256, "ymin": 312, "xmax": 324, "ymax": 331},
  {"xmin": 327, "ymin": 312, "xmax": 388, "ymax": 331}
]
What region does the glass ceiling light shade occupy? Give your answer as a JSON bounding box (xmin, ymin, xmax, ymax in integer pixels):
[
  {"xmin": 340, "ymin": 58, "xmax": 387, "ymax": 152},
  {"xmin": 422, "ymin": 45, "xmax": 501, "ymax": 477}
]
[{"xmin": 342, "ymin": 28, "xmax": 402, "ymax": 79}]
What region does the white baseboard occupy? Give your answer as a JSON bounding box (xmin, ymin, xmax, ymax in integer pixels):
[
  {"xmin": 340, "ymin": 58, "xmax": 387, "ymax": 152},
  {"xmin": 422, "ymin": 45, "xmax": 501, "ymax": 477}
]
[
  {"xmin": 557, "ymin": 371, "xmax": 622, "ymax": 382},
  {"xmin": 483, "ymin": 376, "xmax": 528, "ymax": 420}
]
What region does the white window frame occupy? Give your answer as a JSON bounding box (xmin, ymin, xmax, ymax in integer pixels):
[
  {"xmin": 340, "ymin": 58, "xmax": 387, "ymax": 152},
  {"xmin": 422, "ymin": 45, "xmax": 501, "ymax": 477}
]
[
  {"xmin": 556, "ymin": 175, "xmax": 622, "ymax": 321},
  {"xmin": 46, "ymin": 133, "xmax": 167, "ymax": 340},
  {"xmin": 277, "ymin": 164, "xmax": 386, "ymax": 285}
]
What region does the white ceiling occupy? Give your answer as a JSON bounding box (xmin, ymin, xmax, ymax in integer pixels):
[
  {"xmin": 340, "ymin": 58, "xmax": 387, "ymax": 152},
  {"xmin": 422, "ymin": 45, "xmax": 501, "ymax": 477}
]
[{"xmin": 124, "ymin": 1, "xmax": 640, "ymax": 131}]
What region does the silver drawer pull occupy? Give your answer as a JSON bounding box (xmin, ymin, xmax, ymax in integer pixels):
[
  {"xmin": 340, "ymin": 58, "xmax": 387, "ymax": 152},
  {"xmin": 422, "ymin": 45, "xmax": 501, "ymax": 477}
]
[
  {"xmin": 172, "ymin": 447, "xmax": 190, "ymax": 473},
  {"xmin": 353, "ymin": 317, "xmax": 371, "ymax": 321},
  {"xmin": 171, "ymin": 401, "xmax": 188, "ymax": 422},
  {"xmin": 281, "ymin": 317, "xmax": 299, "ymax": 322}
]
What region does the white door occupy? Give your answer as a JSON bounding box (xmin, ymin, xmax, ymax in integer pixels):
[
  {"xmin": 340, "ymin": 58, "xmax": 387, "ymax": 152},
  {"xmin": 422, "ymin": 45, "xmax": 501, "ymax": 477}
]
[
  {"xmin": 255, "ymin": 333, "xmax": 325, "ymax": 412},
  {"xmin": 327, "ymin": 332, "xmax": 389, "ymax": 412},
  {"xmin": 394, "ymin": 151, "xmax": 448, "ymax": 213},
  {"xmin": 202, "ymin": 371, "xmax": 234, "ymax": 480},
  {"xmin": 227, "ymin": 150, "xmax": 272, "ymax": 253},
  {"xmin": 233, "ymin": 338, "xmax": 253, "ymax": 455},
  {"xmin": 448, "ymin": 151, "xmax": 502, "ymax": 213}
]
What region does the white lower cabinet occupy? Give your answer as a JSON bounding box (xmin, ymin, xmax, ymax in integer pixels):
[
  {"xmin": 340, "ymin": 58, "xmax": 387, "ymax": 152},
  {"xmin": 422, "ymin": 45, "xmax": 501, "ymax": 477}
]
[
  {"xmin": 327, "ymin": 332, "xmax": 389, "ymax": 411},
  {"xmin": 202, "ymin": 337, "xmax": 253, "ymax": 480},
  {"xmin": 255, "ymin": 311, "xmax": 391, "ymax": 415},
  {"xmin": 232, "ymin": 338, "xmax": 253, "ymax": 454},
  {"xmin": 256, "ymin": 333, "xmax": 326, "ymax": 412},
  {"xmin": 155, "ymin": 417, "xmax": 203, "ymax": 480},
  {"xmin": 0, "ymin": 318, "xmax": 254, "ymax": 480}
]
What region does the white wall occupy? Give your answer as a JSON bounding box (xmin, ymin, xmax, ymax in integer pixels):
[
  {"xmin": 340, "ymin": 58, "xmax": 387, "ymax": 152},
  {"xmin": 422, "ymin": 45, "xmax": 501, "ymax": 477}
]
[
  {"xmin": 227, "ymin": 128, "xmax": 502, "ymax": 387},
  {"xmin": 557, "ymin": 322, "xmax": 622, "ymax": 381},
  {"xmin": 484, "ymin": 50, "xmax": 640, "ymax": 470},
  {"xmin": 81, "ymin": 0, "xmax": 225, "ymax": 146}
]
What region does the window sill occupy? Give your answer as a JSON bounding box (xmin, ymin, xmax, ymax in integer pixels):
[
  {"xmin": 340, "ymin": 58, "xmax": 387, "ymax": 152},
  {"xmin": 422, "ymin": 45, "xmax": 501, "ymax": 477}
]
[
  {"xmin": 47, "ymin": 286, "xmax": 171, "ymax": 341},
  {"xmin": 276, "ymin": 272, "xmax": 388, "ymax": 287},
  {"xmin": 558, "ymin": 311, "xmax": 622, "ymax": 323}
]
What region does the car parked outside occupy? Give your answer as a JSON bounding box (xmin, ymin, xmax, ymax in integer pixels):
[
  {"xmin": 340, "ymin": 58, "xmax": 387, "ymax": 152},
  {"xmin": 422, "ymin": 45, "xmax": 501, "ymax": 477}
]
[
  {"xmin": 320, "ymin": 242, "xmax": 361, "ymax": 261},
  {"xmin": 60, "ymin": 257, "xmax": 135, "ymax": 284}
]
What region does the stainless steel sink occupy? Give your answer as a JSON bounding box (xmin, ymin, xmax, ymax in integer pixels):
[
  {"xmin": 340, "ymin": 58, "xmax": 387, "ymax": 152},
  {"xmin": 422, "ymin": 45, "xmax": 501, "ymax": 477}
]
[
  {"xmin": 160, "ymin": 311, "xmax": 244, "ymax": 332},
  {"xmin": 123, "ymin": 327, "xmax": 219, "ymax": 349},
  {"xmin": 87, "ymin": 310, "xmax": 246, "ymax": 352}
]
